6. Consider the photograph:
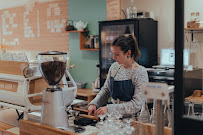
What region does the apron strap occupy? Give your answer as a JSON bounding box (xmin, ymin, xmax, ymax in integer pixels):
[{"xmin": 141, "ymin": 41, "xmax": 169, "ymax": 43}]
[
  {"xmin": 128, "ymin": 62, "xmax": 136, "ymax": 80},
  {"xmin": 112, "ymin": 63, "xmax": 122, "ymax": 78}
]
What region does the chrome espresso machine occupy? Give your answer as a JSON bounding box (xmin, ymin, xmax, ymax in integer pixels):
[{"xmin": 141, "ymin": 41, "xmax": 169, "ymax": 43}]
[{"xmin": 38, "ymin": 51, "xmax": 77, "ymax": 131}]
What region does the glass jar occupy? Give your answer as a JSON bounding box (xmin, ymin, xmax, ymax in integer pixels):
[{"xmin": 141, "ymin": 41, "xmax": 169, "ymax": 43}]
[
  {"xmin": 94, "ymin": 35, "xmax": 99, "ymax": 49},
  {"xmin": 196, "ymin": 12, "xmax": 200, "ymax": 22},
  {"xmin": 191, "ymin": 12, "xmax": 196, "ymax": 21},
  {"xmin": 85, "ymin": 35, "xmax": 90, "ymax": 48},
  {"xmin": 90, "ymin": 35, "xmax": 94, "ymax": 48}
]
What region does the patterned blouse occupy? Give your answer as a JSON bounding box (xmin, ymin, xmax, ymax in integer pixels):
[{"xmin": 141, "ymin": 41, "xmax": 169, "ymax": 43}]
[{"xmin": 89, "ymin": 62, "xmax": 149, "ymax": 115}]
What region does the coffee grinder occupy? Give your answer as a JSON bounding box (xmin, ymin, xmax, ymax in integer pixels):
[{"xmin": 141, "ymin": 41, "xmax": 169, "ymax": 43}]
[{"xmin": 38, "ymin": 51, "xmax": 77, "ymax": 131}]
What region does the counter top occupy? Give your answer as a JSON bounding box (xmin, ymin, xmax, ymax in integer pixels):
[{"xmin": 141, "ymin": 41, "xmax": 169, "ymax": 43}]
[
  {"xmin": 77, "ymin": 89, "xmax": 98, "ymax": 97},
  {"xmin": 19, "ymin": 119, "xmax": 173, "ymax": 135},
  {"xmin": 19, "ymin": 119, "xmax": 98, "ymax": 135},
  {"xmin": 76, "ymin": 89, "xmax": 98, "ymax": 104}
]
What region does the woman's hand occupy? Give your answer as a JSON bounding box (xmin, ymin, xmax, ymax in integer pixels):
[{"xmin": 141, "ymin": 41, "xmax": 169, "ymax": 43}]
[
  {"xmin": 88, "ymin": 104, "xmax": 96, "ymax": 115},
  {"xmin": 94, "ymin": 106, "xmax": 107, "ymax": 115}
]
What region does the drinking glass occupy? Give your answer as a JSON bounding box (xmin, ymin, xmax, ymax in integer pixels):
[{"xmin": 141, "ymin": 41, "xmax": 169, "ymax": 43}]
[
  {"xmin": 123, "ymin": 114, "xmax": 136, "ymax": 125},
  {"xmin": 167, "ymin": 108, "xmax": 172, "ymax": 128},
  {"xmin": 187, "ymin": 100, "xmax": 195, "ymax": 117},
  {"xmin": 97, "ymin": 112, "xmax": 135, "ymax": 135},
  {"xmin": 96, "ymin": 114, "xmax": 106, "ymax": 128},
  {"xmin": 150, "ymin": 100, "xmax": 157, "ymax": 124},
  {"xmin": 138, "ymin": 98, "xmax": 150, "ymax": 123}
]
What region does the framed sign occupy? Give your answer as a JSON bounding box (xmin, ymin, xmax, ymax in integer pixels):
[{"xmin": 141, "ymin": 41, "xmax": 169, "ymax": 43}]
[{"xmin": 106, "ymin": 0, "xmax": 121, "ymax": 20}]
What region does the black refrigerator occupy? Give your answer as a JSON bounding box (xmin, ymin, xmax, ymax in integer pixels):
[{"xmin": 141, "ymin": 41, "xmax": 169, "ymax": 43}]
[{"xmin": 99, "ymin": 19, "xmax": 158, "ymax": 88}]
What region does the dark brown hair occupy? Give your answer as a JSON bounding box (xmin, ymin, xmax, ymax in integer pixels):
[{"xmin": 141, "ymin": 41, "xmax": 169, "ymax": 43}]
[{"xmin": 111, "ymin": 35, "xmax": 141, "ymax": 61}]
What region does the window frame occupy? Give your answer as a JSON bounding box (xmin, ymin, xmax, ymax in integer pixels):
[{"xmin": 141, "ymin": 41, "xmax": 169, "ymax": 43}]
[{"xmin": 174, "ymin": 0, "xmax": 203, "ymax": 135}]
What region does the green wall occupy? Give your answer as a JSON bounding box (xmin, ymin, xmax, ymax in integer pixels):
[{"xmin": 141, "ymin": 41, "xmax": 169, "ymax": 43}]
[{"xmin": 68, "ymin": 0, "xmax": 106, "ymax": 88}]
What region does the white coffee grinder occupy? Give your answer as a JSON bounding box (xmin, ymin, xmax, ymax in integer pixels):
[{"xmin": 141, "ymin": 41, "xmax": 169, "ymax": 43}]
[{"xmin": 38, "ymin": 51, "xmax": 77, "ymax": 131}]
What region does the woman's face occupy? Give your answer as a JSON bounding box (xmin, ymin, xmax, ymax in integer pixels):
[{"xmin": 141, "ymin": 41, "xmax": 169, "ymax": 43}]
[{"xmin": 111, "ymin": 46, "xmax": 128, "ymax": 64}]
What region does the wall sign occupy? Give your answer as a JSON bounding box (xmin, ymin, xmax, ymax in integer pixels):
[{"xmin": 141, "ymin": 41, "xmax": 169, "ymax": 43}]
[
  {"xmin": 107, "ymin": 0, "xmax": 121, "ymax": 20},
  {"xmin": 0, "ymin": 80, "xmax": 18, "ymax": 92}
]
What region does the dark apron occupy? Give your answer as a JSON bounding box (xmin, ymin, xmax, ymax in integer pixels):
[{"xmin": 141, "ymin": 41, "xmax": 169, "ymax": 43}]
[{"xmin": 110, "ymin": 63, "xmax": 135, "ymax": 103}]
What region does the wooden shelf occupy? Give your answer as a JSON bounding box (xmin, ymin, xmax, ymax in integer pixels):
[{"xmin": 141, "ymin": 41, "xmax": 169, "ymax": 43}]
[
  {"xmin": 66, "ymin": 30, "xmax": 88, "ymax": 33},
  {"xmin": 184, "ymin": 28, "xmax": 203, "ymax": 31},
  {"xmin": 80, "ymin": 48, "xmax": 99, "ymax": 51},
  {"xmin": 184, "ymin": 28, "xmax": 203, "ymax": 41},
  {"xmin": 185, "ymin": 95, "xmax": 203, "ymax": 104},
  {"xmin": 67, "ymin": 31, "xmax": 99, "ymax": 51}
]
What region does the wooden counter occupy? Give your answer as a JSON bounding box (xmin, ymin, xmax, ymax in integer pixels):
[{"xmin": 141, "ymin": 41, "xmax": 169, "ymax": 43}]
[
  {"xmin": 19, "ymin": 119, "xmax": 172, "ymax": 135},
  {"xmin": 76, "ymin": 89, "xmax": 98, "ymax": 104},
  {"xmin": 131, "ymin": 121, "xmax": 172, "ymax": 135},
  {"xmin": 19, "ymin": 119, "xmax": 77, "ymax": 135},
  {"xmin": 0, "ymin": 121, "xmax": 16, "ymax": 135},
  {"xmin": 19, "ymin": 119, "xmax": 99, "ymax": 135}
]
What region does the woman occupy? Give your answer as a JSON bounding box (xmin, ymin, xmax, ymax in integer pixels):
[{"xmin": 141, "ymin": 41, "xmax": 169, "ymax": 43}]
[{"xmin": 88, "ymin": 35, "xmax": 149, "ymax": 116}]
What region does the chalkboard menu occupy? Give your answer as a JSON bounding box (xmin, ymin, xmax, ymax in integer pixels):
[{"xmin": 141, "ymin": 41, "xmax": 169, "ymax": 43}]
[{"xmin": 0, "ymin": 0, "xmax": 69, "ymax": 52}]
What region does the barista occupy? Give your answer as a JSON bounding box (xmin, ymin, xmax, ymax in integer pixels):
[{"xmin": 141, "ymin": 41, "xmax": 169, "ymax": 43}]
[{"xmin": 88, "ymin": 35, "xmax": 149, "ymax": 116}]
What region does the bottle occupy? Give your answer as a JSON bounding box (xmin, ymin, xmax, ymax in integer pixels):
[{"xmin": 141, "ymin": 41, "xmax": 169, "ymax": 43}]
[{"xmin": 126, "ymin": 0, "xmax": 137, "ymax": 19}]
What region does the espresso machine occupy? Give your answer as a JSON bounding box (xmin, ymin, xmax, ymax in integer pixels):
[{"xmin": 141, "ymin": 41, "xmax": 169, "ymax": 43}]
[{"xmin": 38, "ymin": 51, "xmax": 77, "ymax": 131}]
